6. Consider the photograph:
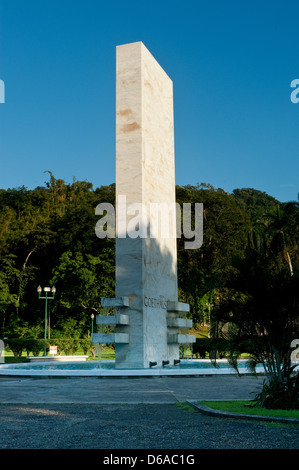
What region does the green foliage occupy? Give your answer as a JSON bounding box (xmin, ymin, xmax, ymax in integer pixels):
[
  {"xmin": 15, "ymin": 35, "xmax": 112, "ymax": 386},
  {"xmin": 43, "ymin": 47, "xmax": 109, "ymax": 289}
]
[
  {"xmin": 26, "ymin": 339, "xmax": 45, "ymax": 357},
  {"xmin": 0, "ymin": 174, "xmax": 115, "ymax": 337},
  {"xmin": 49, "ymin": 337, "xmax": 96, "ymax": 356},
  {"xmin": 192, "ymin": 337, "xmax": 231, "ymax": 359},
  {"xmin": 5, "ymin": 337, "xmax": 95, "ymax": 358},
  {"xmin": 176, "ymin": 402, "xmax": 196, "ymax": 413},
  {"xmin": 80, "ymin": 338, "xmax": 93, "ymax": 355},
  {"xmin": 50, "ymin": 249, "xmax": 114, "ymax": 325},
  {"xmin": 53, "ymin": 338, "xmax": 79, "ymax": 355},
  {"xmin": 0, "ymin": 174, "xmax": 298, "ymax": 411},
  {"xmin": 0, "ymin": 255, "xmax": 20, "ymax": 314},
  {"xmin": 7, "ymin": 338, "xmax": 47, "ymax": 358},
  {"xmin": 232, "ymin": 188, "xmax": 280, "ymax": 226},
  {"xmin": 176, "ymin": 183, "xmax": 252, "ymax": 322},
  {"xmin": 213, "ymin": 207, "xmax": 299, "ymax": 407},
  {"xmin": 0, "ymin": 176, "xmax": 255, "ymax": 335},
  {"xmin": 200, "ymin": 400, "xmax": 299, "ymax": 418},
  {"xmin": 6, "ymin": 338, "xmax": 25, "ymax": 359},
  {"xmin": 192, "ymin": 338, "xmax": 210, "ymax": 358},
  {"xmin": 3, "ymin": 319, "xmax": 43, "ymax": 339},
  {"xmin": 254, "ymin": 374, "xmax": 299, "ymax": 410}
]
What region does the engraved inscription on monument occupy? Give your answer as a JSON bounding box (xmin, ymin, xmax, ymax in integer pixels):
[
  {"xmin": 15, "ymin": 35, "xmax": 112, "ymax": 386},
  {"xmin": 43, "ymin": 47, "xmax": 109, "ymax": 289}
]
[{"xmin": 144, "ymin": 297, "xmax": 167, "ymax": 309}]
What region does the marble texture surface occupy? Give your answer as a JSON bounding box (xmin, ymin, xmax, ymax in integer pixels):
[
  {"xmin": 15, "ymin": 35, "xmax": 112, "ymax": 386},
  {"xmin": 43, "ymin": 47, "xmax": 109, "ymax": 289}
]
[{"xmin": 108, "ymin": 42, "xmax": 194, "ymax": 368}]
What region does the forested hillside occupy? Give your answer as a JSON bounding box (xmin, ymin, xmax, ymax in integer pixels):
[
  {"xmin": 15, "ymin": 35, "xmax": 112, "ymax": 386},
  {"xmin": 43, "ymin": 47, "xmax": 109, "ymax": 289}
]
[{"xmin": 0, "ymin": 172, "xmax": 298, "ymax": 339}]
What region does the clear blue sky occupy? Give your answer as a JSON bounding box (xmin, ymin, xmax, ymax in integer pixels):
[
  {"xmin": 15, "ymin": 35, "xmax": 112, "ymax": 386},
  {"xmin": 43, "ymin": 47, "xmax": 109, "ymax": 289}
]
[{"xmin": 0, "ymin": 0, "xmax": 298, "ymax": 202}]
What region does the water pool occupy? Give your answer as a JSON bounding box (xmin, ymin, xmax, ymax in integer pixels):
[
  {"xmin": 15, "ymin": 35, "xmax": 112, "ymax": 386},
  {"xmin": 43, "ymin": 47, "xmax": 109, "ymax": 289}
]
[
  {"xmin": 0, "ymin": 359, "xmax": 268, "ymax": 377},
  {"xmin": 2, "ymin": 360, "xmax": 248, "ymax": 371}
]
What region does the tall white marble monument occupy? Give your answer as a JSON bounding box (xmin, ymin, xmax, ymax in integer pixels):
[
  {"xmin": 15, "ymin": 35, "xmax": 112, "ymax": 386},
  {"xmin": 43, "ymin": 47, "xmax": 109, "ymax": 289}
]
[{"xmin": 92, "ymin": 42, "xmax": 195, "ymax": 368}]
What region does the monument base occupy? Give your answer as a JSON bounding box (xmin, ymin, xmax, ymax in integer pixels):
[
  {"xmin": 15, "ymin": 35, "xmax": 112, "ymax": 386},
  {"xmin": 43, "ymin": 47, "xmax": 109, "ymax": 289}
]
[
  {"xmin": 91, "ymin": 297, "xmax": 196, "ymax": 369},
  {"xmin": 27, "ymin": 355, "xmax": 89, "ymax": 362}
]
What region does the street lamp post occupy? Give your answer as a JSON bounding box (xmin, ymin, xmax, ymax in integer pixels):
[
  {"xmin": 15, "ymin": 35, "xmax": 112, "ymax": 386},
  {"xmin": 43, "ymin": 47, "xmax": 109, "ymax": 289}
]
[
  {"xmin": 91, "ymin": 313, "xmax": 95, "ymax": 335},
  {"xmin": 206, "ymin": 303, "xmax": 213, "ymax": 338},
  {"xmin": 37, "ymin": 285, "xmax": 56, "ymax": 356}
]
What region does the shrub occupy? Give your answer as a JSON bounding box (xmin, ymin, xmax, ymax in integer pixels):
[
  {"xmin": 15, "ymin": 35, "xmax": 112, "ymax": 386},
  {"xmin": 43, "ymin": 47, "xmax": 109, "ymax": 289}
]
[
  {"xmin": 49, "ymin": 338, "xmax": 74, "ymax": 355},
  {"xmin": 192, "ymin": 337, "xmax": 230, "ymax": 359},
  {"xmin": 192, "ymin": 338, "xmax": 209, "ymax": 358},
  {"xmin": 6, "ymin": 338, "xmax": 91, "ymax": 358},
  {"xmin": 7, "ymin": 338, "xmax": 47, "ymax": 358},
  {"xmin": 24, "ymin": 339, "xmax": 46, "ymax": 357},
  {"xmin": 7, "ymin": 339, "xmax": 25, "ymax": 359},
  {"xmin": 254, "ymin": 373, "xmax": 299, "ymax": 410},
  {"xmin": 48, "ymin": 338, "xmax": 87, "ymax": 356},
  {"xmin": 80, "ymin": 338, "xmax": 92, "ymax": 355}
]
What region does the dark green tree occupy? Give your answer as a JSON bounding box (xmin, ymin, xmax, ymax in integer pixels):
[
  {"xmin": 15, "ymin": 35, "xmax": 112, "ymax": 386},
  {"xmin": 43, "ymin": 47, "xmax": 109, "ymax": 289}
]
[{"xmin": 214, "ymin": 229, "xmax": 299, "ymax": 409}]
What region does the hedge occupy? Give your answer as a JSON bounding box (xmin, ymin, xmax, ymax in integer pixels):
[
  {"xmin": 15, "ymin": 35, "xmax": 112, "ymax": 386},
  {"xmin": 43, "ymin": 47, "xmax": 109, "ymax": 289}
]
[
  {"xmin": 192, "ymin": 337, "xmax": 231, "ymax": 359},
  {"xmin": 6, "ymin": 338, "xmax": 95, "ymax": 359}
]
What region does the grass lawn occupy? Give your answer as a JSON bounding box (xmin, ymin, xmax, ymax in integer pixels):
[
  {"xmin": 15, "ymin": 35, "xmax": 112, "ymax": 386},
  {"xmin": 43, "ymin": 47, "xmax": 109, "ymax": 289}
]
[{"xmin": 200, "ymin": 400, "xmax": 299, "ymax": 420}]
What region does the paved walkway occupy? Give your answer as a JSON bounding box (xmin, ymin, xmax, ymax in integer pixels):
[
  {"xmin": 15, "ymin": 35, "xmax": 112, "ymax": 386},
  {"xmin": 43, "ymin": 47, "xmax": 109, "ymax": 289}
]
[
  {"xmin": 0, "ymin": 402, "xmax": 298, "ymax": 450},
  {"xmin": 1, "ymin": 376, "xmax": 298, "ymax": 450},
  {"xmin": 0, "ymin": 375, "xmax": 264, "ymax": 403}
]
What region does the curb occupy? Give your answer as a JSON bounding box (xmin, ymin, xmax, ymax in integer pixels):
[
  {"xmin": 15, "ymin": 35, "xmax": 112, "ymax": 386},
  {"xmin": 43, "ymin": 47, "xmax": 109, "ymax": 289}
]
[{"xmin": 186, "ymin": 400, "xmax": 299, "ymax": 425}]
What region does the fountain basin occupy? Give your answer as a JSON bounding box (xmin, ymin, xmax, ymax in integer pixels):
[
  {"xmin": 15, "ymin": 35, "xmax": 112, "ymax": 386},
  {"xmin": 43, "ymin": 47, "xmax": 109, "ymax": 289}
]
[
  {"xmin": 0, "ymin": 359, "xmax": 269, "ymax": 377},
  {"xmin": 27, "ymin": 355, "xmax": 89, "ymax": 362}
]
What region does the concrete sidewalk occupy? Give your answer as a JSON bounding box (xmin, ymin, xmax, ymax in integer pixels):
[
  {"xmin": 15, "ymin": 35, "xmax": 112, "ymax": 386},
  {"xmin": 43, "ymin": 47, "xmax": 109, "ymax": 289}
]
[
  {"xmin": 0, "ymin": 375, "xmax": 264, "ymax": 404},
  {"xmin": 1, "ymin": 376, "xmax": 298, "ymax": 450},
  {"xmin": 1, "ymin": 402, "xmax": 299, "ymax": 449}
]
